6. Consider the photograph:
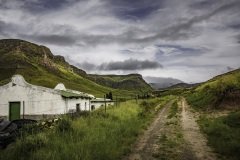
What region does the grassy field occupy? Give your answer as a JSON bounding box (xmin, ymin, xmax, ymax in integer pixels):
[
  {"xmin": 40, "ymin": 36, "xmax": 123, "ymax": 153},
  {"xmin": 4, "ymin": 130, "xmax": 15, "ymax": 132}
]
[
  {"xmin": 198, "ymin": 112, "xmax": 240, "ymax": 160},
  {"xmin": 0, "ymin": 97, "xmax": 172, "ymax": 160}
]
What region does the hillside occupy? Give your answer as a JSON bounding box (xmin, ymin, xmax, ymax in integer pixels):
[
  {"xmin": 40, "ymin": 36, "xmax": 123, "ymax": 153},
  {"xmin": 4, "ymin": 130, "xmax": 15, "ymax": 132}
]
[
  {"xmin": 166, "ymin": 82, "xmax": 200, "ymax": 89},
  {"xmin": 0, "ymin": 39, "xmax": 150, "ymax": 98},
  {"xmin": 186, "ymin": 69, "xmax": 240, "ymax": 110},
  {"xmin": 88, "ymin": 74, "xmax": 152, "ymax": 92}
]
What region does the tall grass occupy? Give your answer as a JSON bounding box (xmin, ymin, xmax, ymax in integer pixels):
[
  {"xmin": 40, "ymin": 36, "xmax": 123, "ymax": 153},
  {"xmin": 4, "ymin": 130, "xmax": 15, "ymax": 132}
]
[
  {"xmin": 0, "ymin": 98, "xmax": 169, "ymax": 160},
  {"xmin": 198, "ymin": 112, "xmax": 240, "ymax": 160}
]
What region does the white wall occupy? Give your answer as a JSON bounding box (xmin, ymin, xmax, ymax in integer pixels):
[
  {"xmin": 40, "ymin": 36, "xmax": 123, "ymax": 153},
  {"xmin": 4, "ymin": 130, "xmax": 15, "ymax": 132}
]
[
  {"xmin": 0, "ymin": 75, "xmax": 93, "ymax": 120},
  {"xmin": 66, "ymin": 98, "xmax": 91, "ymax": 112},
  {"xmin": 0, "ymin": 81, "xmax": 66, "ymax": 119},
  {"xmin": 91, "ymin": 101, "xmax": 114, "ymax": 110}
]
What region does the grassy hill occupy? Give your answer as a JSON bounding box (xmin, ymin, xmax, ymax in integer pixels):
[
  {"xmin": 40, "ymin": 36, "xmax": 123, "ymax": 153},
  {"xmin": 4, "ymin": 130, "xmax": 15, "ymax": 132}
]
[
  {"xmin": 186, "ymin": 69, "xmax": 240, "ymax": 110},
  {"xmin": 88, "ymin": 74, "xmax": 152, "ymax": 92},
  {"xmin": 0, "ymin": 39, "xmax": 151, "ymax": 98}
]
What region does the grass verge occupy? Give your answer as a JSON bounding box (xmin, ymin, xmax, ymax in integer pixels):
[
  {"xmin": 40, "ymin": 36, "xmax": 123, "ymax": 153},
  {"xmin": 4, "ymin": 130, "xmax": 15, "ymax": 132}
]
[
  {"xmin": 0, "ymin": 98, "xmax": 170, "ymax": 160},
  {"xmin": 198, "ymin": 112, "xmax": 240, "ymax": 160}
]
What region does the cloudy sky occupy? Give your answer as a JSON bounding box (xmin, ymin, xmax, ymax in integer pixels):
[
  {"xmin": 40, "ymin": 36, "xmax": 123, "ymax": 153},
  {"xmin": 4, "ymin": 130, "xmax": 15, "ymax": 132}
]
[{"xmin": 0, "ymin": 0, "xmax": 240, "ymax": 83}]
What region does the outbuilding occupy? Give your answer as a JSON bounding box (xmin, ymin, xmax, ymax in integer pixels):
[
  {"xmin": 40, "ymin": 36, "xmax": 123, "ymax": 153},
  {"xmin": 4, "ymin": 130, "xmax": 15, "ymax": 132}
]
[
  {"xmin": 91, "ymin": 98, "xmax": 114, "ymax": 110},
  {"xmin": 0, "ymin": 75, "xmax": 94, "ymax": 120}
]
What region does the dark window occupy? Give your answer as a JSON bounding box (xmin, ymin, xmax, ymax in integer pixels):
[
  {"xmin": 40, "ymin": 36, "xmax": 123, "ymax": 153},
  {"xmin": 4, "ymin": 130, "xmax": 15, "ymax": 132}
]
[{"xmin": 76, "ymin": 103, "xmax": 80, "ymax": 112}]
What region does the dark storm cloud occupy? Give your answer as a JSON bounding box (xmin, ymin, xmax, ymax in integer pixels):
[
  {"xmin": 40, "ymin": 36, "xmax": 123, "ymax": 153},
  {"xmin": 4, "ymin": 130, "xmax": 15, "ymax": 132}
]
[
  {"xmin": 0, "ymin": 20, "xmax": 7, "ymax": 34},
  {"xmin": 229, "ymin": 23, "xmax": 240, "ymax": 30},
  {"xmin": 0, "ymin": 20, "xmax": 18, "ymax": 36},
  {"xmin": 33, "ymin": 0, "xmax": 240, "ymax": 47},
  {"xmin": 106, "ymin": 0, "xmax": 165, "ymax": 20},
  {"xmin": 137, "ymin": 1, "xmax": 240, "ymax": 41},
  {"xmin": 237, "ymin": 35, "xmax": 240, "ymax": 43},
  {"xmin": 21, "ymin": 34, "xmax": 77, "ymax": 46},
  {"xmin": 190, "ymin": 0, "xmax": 218, "ymax": 9},
  {"xmin": 99, "ymin": 59, "xmax": 162, "ymax": 71},
  {"xmin": 77, "ymin": 62, "xmax": 97, "ymax": 71},
  {"xmin": 23, "ymin": 0, "xmax": 81, "ymax": 13},
  {"xmin": 0, "ymin": 0, "xmax": 79, "ymax": 13},
  {"xmin": 156, "ymin": 44, "xmax": 207, "ymax": 55}
]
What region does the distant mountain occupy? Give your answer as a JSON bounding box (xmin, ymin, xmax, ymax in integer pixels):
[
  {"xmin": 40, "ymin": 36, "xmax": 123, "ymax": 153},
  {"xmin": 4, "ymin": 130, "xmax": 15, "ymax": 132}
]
[
  {"xmin": 0, "ymin": 39, "xmax": 151, "ymax": 97},
  {"xmin": 166, "ymin": 82, "xmax": 201, "ymax": 89},
  {"xmin": 144, "ymin": 76, "xmax": 184, "ymax": 90},
  {"xmin": 88, "ymin": 74, "xmax": 152, "ymax": 92}
]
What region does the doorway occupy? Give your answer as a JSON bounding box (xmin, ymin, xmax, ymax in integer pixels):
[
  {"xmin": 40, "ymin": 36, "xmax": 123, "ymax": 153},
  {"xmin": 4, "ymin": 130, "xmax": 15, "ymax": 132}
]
[{"xmin": 9, "ymin": 102, "xmax": 21, "ymax": 121}]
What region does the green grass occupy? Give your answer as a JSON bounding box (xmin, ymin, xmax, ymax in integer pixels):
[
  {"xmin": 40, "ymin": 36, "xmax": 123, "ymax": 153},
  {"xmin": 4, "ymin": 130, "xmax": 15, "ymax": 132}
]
[
  {"xmin": 88, "ymin": 74, "xmax": 152, "ymax": 93},
  {"xmin": 0, "ymin": 98, "xmax": 169, "ymax": 160},
  {"xmin": 167, "ymin": 101, "xmax": 178, "ymax": 119},
  {"xmin": 198, "ymin": 112, "xmax": 240, "ymax": 160},
  {"xmin": 185, "ymin": 69, "xmax": 240, "ymax": 110}
]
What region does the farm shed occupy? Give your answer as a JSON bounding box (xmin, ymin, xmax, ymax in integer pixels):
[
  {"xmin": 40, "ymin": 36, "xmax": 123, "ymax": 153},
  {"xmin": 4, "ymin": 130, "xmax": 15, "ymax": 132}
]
[
  {"xmin": 91, "ymin": 98, "xmax": 114, "ymax": 110},
  {"xmin": 0, "ymin": 75, "xmax": 94, "ymax": 120}
]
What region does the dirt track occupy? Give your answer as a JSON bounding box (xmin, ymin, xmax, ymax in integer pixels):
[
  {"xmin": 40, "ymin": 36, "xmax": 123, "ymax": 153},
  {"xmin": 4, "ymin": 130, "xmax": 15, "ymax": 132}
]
[
  {"xmin": 125, "ymin": 101, "xmax": 173, "ymax": 160},
  {"xmin": 125, "ymin": 98, "xmax": 218, "ymax": 160},
  {"xmin": 181, "ymin": 98, "xmax": 218, "ymax": 160}
]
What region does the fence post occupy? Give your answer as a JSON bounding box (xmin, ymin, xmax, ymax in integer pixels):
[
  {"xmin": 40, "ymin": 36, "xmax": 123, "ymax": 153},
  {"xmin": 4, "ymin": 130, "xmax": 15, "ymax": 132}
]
[{"xmin": 104, "ymin": 95, "xmax": 106, "ymax": 114}]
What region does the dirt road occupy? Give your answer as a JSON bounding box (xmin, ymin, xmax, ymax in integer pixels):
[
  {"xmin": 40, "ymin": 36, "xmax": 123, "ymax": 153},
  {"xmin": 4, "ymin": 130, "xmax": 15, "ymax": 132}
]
[
  {"xmin": 125, "ymin": 98, "xmax": 218, "ymax": 160},
  {"xmin": 125, "ymin": 101, "xmax": 173, "ymax": 160},
  {"xmin": 181, "ymin": 98, "xmax": 218, "ymax": 160}
]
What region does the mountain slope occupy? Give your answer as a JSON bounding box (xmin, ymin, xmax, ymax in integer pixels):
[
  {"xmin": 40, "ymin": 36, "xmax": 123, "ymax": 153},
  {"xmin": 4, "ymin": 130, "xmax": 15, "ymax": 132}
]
[
  {"xmin": 166, "ymin": 82, "xmax": 201, "ymax": 89},
  {"xmin": 0, "ymin": 39, "xmax": 148, "ymax": 98},
  {"xmin": 88, "ymin": 74, "xmax": 152, "ymax": 92},
  {"xmin": 186, "ymin": 69, "xmax": 240, "ymax": 110}
]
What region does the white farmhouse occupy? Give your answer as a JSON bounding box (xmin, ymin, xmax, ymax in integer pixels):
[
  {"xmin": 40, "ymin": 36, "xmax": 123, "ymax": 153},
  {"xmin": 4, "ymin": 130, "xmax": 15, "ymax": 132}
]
[
  {"xmin": 0, "ymin": 75, "xmax": 94, "ymax": 120},
  {"xmin": 91, "ymin": 98, "xmax": 114, "ymax": 110}
]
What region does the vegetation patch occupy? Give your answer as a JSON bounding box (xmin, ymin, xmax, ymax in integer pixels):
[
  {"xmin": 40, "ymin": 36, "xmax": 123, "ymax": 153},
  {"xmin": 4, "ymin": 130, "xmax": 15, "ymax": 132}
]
[
  {"xmin": 198, "ymin": 112, "xmax": 240, "ymax": 160},
  {"xmin": 186, "ymin": 69, "xmax": 240, "ymax": 110},
  {"xmin": 0, "ymin": 99, "xmax": 164, "ymax": 160},
  {"xmin": 167, "ymin": 101, "xmax": 179, "ymax": 119},
  {"xmin": 155, "ymin": 99, "xmax": 188, "ymax": 160}
]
